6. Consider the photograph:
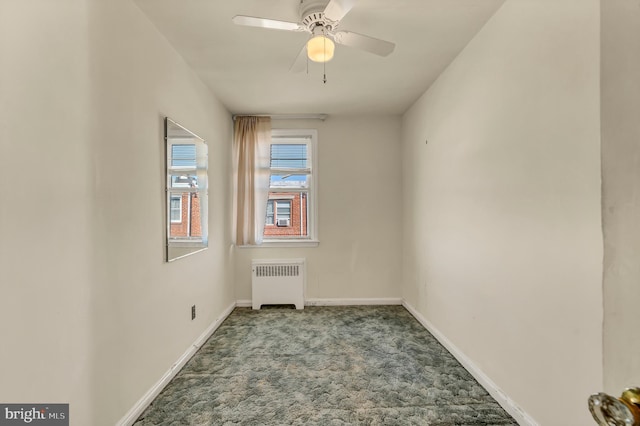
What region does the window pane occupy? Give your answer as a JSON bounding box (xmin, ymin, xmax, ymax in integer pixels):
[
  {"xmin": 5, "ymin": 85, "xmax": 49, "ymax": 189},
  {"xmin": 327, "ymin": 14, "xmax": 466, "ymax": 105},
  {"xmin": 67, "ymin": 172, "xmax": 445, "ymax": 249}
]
[
  {"xmin": 169, "ymin": 192, "xmax": 202, "ymax": 238},
  {"xmin": 265, "ymin": 200, "xmax": 274, "ymax": 225},
  {"xmin": 276, "ymin": 201, "xmax": 291, "ymax": 219},
  {"xmin": 270, "ymin": 173, "xmax": 308, "ymax": 189},
  {"xmin": 170, "ymin": 196, "xmax": 182, "ymax": 223},
  {"xmin": 263, "ymin": 192, "xmax": 309, "ymax": 239},
  {"xmin": 270, "ymin": 144, "xmax": 307, "ymax": 169},
  {"xmin": 171, "ymin": 144, "xmax": 197, "ymax": 168},
  {"xmin": 171, "ymin": 174, "xmax": 198, "ymax": 189}
]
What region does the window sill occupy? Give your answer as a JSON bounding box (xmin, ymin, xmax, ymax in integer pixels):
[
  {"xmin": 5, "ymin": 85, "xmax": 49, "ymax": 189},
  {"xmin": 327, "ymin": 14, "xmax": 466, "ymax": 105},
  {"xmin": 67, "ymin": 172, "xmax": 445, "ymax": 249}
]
[{"xmin": 237, "ymin": 240, "xmax": 319, "ymax": 249}]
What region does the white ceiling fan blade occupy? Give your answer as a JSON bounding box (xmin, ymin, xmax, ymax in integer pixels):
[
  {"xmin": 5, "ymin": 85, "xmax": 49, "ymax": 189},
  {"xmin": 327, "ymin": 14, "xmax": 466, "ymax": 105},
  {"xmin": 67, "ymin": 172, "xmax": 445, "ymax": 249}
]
[
  {"xmin": 289, "ymin": 44, "xmax": 308, "ymax": 73},
  {"xmin": 232, "ymin": 15, "xmax": 304, "ymax": 32},
  {"xmin": 323, "ymin": 0, "xmax": 356, "ymax": 22},
  {"xmin": 333, "ymin": 31, "xmax": 395, "ymax": 57}
]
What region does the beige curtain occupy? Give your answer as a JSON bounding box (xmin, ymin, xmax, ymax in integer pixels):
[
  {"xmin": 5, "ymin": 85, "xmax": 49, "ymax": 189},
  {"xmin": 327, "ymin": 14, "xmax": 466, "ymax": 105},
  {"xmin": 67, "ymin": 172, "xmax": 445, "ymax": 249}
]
[{"xmin": 233, "ymin": 116, "xmax": 271, "ymax": 245}]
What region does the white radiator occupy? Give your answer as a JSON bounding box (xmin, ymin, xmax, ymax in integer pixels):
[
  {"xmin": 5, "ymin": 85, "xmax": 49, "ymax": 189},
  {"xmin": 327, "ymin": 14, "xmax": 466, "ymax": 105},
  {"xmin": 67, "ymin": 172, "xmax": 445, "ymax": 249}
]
[{"xmin": 252, "ymin": 258, "xmax": 305, "ymax": 310}]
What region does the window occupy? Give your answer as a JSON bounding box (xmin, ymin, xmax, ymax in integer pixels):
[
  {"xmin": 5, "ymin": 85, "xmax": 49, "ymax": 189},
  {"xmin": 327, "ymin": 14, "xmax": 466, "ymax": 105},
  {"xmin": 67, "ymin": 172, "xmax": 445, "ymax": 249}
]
[
  {"xmin": 262, "ymin": 129, "xmax": 318, "ymax": 244},
  {"xmin": 170, "ymin": 195, "xmax": 182, "ymax": 223},
  {"xmin": 266, "ymin": 200, "xmax": 274, "ymax": 225},
  {"xmin": 171, "ymin": 144, "xmax": 197, "ymax": 168},
  {"xmin": 265, "ymin": 200, "xmax": 292, "ymax": 227},
  {"xmin": 276, "ymin": 200, "xmax": 291, "ymax": 224}
]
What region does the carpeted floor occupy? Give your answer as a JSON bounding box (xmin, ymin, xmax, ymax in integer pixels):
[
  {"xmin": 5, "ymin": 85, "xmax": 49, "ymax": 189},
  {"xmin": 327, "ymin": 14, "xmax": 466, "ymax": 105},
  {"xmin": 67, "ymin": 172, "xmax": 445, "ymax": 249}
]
[{"xmin": 134, "ymin": 305, "xmax": 517, "ymax": 425}]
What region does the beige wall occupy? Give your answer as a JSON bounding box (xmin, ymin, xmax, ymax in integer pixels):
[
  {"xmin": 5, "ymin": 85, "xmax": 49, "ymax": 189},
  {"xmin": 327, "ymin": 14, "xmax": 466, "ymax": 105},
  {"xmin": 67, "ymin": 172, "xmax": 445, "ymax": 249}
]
[
  {"xmin": 601, "ymin": 0, "xmax": 640, "ymax": 394},
  {"xmin": 0, "ymin": 0, "xmax": 94, "ymax": 422},
  {"xmin": 0, "ymin": 0, "xmax": 234, "ymax": 424},
  {"xmin": 400, "ymin": 0, "xmax": 602, "ymax": 424},
  {"xmin": 234, "ymin": 116, "xmax": 403, "ymax": 302}
]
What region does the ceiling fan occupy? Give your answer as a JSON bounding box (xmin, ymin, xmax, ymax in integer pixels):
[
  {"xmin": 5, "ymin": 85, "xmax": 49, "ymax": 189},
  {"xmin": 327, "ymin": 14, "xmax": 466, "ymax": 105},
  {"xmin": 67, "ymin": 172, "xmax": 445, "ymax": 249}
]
[{"xmin": 232, "ymin": 0, "xmax": 395, "ymax": 72}]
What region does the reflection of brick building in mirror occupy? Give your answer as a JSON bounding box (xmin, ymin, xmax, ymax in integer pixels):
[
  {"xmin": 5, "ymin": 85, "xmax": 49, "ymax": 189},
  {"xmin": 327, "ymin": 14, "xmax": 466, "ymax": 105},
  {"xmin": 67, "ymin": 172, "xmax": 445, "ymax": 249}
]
[
  {"xmin": 169, "ymin": 192, "xmax": 202, "ymax": 238},
  {"xmin": 264, "ymin": 192, "xmax": 308, "ymax": 237}
]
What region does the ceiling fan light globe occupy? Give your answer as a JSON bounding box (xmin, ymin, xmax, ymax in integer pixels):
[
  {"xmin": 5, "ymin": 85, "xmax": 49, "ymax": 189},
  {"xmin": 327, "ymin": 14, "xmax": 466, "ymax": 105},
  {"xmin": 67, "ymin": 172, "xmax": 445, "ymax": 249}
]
[{"xmin": 307, "ymin": 35, "xmax": 335, "ymax": 62}]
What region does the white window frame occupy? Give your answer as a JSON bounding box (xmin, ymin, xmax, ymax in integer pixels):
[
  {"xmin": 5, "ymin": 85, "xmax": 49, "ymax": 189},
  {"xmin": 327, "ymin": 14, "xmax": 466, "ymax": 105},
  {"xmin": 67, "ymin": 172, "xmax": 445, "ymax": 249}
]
[
  {"xmin": 170, "ymin": 194, "xmax": 183, "ymax": 223},
  {"xmin": 259, "ymin": 128, "xmax": 318, "ymax": 247}
]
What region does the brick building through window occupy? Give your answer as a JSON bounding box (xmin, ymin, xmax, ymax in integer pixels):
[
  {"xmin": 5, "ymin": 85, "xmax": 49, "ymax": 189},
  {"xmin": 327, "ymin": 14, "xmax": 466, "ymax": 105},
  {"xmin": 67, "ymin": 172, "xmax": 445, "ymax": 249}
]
[
  {"xmin": 169, "ymin": 192, "xmax": 202, "ymax": 238},
  {"xmin": 264, "ymin": 192, "xmax": 308, "ymax": 238}
]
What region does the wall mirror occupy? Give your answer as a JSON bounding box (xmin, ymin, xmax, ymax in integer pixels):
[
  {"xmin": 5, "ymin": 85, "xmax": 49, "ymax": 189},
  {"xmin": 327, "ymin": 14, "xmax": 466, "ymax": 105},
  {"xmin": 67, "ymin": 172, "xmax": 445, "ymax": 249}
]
[{"xmin": 165, "ymin": 118, "xmax": 208, "ymax": 261}]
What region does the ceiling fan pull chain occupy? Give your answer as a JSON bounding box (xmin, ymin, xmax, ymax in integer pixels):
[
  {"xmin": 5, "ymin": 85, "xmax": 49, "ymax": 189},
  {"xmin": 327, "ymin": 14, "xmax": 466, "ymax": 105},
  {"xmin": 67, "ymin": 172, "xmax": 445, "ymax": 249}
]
[{"xmin": 323, "ymin": 35, "xmax": 328, "ymax": 84}]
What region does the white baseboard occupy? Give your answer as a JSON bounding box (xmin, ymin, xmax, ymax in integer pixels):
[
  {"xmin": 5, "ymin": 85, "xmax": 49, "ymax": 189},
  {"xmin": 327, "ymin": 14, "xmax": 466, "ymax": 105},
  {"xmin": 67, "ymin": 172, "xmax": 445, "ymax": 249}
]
[
  {"xmin": 402, "ymin": 301, "xmax": 538, "ymax": 426},
  {"xmin": 306, "ymin": 298, "xmax": 403, "ymax": 306},
  {"xmin": 116, "ymin": 301, "xmax": 237, "ymax": 426},
  {"xmin": 237, "ymin": 298, "xmax": 403, "ymax": 308}
]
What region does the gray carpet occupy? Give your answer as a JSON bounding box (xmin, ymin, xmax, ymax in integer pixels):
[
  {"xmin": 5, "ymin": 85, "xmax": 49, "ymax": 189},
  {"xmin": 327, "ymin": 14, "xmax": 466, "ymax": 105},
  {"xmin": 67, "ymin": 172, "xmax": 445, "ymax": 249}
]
[{"xmin": 134, "ymin": 305, "xmax": 517, "ymax": 425}]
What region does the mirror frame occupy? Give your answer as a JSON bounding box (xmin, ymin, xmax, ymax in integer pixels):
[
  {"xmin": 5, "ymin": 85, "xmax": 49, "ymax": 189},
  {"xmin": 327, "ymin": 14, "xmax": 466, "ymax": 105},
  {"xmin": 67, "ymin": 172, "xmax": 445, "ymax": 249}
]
[{"xmin": 165, "ymin": 117, "xmax": 208, "ymax": 262}]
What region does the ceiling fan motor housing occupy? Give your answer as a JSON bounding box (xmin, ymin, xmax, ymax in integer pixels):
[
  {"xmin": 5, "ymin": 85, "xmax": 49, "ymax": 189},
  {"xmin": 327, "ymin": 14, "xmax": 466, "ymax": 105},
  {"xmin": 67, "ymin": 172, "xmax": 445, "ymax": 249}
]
[{"xmin": 300, "ymin": 0, "xmax": 337, "ymax": 31}]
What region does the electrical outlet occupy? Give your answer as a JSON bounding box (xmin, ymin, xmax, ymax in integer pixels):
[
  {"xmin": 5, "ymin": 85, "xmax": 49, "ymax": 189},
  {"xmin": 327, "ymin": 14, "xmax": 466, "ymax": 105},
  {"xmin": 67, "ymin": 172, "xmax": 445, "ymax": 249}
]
[{"xmin": 191, "ymin": 305, "xmax": 196, "ymax": 320}]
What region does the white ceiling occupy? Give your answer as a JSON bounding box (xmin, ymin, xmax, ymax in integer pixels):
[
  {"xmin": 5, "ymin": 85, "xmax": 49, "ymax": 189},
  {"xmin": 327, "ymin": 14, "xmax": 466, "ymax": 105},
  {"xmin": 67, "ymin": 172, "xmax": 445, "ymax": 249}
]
[{"xmin": 133, "ymin": 0, "xmax": 506, "ymax": 116}]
